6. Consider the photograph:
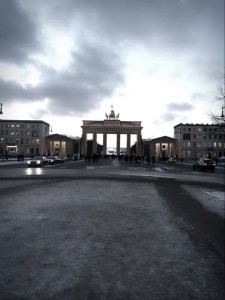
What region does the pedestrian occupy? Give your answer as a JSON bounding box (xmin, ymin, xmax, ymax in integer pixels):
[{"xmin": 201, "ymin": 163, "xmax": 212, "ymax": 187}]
[{"xmin": 151, "ymin": 155, "xmax": 155, "ymax": 165}]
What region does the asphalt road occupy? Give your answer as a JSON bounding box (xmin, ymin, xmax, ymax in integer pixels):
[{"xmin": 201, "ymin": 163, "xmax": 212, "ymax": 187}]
[{"xmin": 0, "ymin": 159, "xmax": 224, "ymax": 299}]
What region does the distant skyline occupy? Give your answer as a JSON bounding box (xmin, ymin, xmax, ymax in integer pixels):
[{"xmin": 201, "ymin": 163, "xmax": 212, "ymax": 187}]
[{"xmin": 0, "ymin": 0, "xmax": 224, "ymax": 140}]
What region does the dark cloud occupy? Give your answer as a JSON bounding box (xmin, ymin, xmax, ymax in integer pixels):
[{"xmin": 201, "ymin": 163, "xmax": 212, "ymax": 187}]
[
  {"xmin": 166, "ymin": 102, "xmax": 193, "ymax": 112},
  {"xmin": 0, "ymin": 0, "xmax": 40, "ymax": 64},
  {"xmin": 33, "ymin": 0, "xmax": 223, "ymax": 54},
  {"xmin": 1, "ymin": 42, "xmax": 124, "ymax": 116}
]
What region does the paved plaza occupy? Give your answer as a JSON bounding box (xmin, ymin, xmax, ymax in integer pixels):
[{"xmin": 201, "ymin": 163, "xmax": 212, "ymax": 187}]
[{"xmin": 0, "ymin": 160, "xmax": 224, "ymax": 299}]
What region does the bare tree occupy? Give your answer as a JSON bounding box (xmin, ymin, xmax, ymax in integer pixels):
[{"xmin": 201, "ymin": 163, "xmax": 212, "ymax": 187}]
[{"xmin": 209, "ymin": 67, "xmax": 225, "ymax": 124}]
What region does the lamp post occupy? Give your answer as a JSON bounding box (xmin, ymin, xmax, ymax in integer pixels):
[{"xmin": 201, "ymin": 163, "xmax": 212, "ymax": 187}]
[
  {"xmin": 221, "ymin": 107, "xmax": 225, "ymax": 118},
  {"xmin": 0, "ymin": 103, "xmax": 3, "ymax": 114}
]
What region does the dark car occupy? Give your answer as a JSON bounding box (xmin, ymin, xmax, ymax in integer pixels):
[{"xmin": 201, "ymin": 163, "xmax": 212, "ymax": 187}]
[
  {"xmin": 45, "ymin": 156, "xmax": 61, "ymax": 165},
  {"xmin": 193, "ymin": 157, "xmax": 216, "ymax": 172},
  {"xmin": 57, "ymin": 156, "xmax": 67, "ymax": 163},
  {"xmin": 27, "ymin": 156, "xmax": 47, "ymax": 167}
]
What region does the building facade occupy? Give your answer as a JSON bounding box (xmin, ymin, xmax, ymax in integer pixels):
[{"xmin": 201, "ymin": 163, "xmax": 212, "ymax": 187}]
[
  {"xmin": 142, "ymin": 136, "xmax": 178, "ymax": 160},
  {"xmin": 0, "ymin": 119, "xmax": 50, "ymax": 156},
  {"xmin": 45, "ymin": 134, "xmax": 81, "ymax": 158},
  {"xmin": 174, "ymin": 123, "xmax": 225, "ymax": 159}
]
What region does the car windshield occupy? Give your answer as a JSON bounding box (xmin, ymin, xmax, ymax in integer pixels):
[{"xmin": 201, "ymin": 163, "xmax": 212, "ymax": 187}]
[
  {"xmin": 203, "ymin": 159, "xmax": 214, "ymax": 164},
  {"xmin": 47, "ymin": 156, "xmax": 55, "ymax": 159},
  {"xmin": 33, "ymin": 156, "xmax": 44, "ymax": 160}
]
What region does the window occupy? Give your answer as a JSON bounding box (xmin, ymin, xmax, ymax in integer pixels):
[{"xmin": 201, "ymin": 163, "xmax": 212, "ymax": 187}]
[
  {"xmin": 16, "ymin": 124, "xmax": 20, "ymax": 128},
  {"xmin": 16, "ymin": 131, "xmax": 20, "ymax": 136},
  {"xmin": 0, "ymin": 138, "xmax": 3, "ymax": 144},
  {"xmin": 21, "ymin": 139, "xmax": 23, "ymax": 145},
  {"xmin": 26, "ymin": 131, "xmax": 30, "ymax": 136},
  {"xmin": 198, "ymin": 128, "xmax": 202, "ymax": 132},
  {"xmin": 183, "ymin": 133, "xmax": 190, "ymax": 140},
  {"xmin": 10, "ymin": 131, "xmax": 15, "ymax": 136},
  {"xmin": 208, "ymin": 142, "xmax": 212, "ymax": 147},
  {"xmin": 198, "ymin": 142, "xmax": 201, "ymax": 148},
  {"xmin": 193, "ymin": 134, "xmax": 196, "ymax": 139},
  {"xmin": 187, "ymin": 142, "xmax": 191, "ymax": 148},
  {"xmin": 16, "ymin": 139, "xmax": 19, "ymax": 144},
  {"xmin": 193, "ymin": 141, "xmax": 196, "ymax": 148},
  {"xmin": 32, "ymin": 130, "xmax": 39, "ymax": 137},
  {"xmin": 10, "ymin": 124, "xmax": 15, "ymax": 128},
  {"xmin": 188, "ymin": 128, "xmax": 191, "ymax": 131}
]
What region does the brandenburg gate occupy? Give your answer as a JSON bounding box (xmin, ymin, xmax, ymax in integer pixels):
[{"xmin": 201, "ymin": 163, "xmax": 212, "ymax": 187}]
[{"xmin": 81, "ymin": 107, "xmax": 143, "ymax": 156}]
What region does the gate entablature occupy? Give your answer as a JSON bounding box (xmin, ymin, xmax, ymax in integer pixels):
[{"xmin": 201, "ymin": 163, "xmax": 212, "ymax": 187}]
[{"xmin": 81, "ymin": 108, "xmax": 143, "ymax": 156}]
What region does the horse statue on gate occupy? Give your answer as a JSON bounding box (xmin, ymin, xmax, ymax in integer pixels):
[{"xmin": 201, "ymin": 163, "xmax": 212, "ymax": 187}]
[{"xmin": 105, "ymin": 105, "xmax": 120, "ymax": 120}]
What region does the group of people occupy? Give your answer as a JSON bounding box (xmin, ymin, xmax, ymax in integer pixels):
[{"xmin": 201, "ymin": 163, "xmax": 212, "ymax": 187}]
[{"xmin": 84, "ymin": 153, "xmax": 156, "ymax": 165}]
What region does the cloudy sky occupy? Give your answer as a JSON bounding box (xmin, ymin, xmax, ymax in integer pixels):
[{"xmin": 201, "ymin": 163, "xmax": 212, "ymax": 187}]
[{"xmin": 0, "ymin": 0, "xmax": 224, "ymax": 142}]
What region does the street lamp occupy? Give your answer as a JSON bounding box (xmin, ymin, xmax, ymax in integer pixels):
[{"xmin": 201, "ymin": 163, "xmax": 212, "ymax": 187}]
[
  {"xmin": 0, "ymin": 103, "xmax": 3, "ymax": 114},
  {"xmin": 221, "ymin": 107, "xmax": 225, "ymax": 118}
]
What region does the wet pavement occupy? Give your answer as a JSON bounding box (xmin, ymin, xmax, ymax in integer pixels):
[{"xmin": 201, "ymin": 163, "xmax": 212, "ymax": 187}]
[{"xmin": 0, "ymin": 159, "xmax": 224, "ymax": 299}]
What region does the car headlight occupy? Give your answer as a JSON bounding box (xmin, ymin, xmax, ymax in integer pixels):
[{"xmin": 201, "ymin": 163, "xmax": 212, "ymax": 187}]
[
  {"xmin": 37, "ymin": 160, "xmax": 41, "ymax": 164},
  {"xmin": 28, "ymin": 161, "xmax": 31, "ymax": 164}
]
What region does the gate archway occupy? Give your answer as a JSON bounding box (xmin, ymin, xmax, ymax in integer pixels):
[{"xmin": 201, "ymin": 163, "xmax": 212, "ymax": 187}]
[{"xmin": 81, "ymin": 108, "xmax": 143, "ymax": 156}]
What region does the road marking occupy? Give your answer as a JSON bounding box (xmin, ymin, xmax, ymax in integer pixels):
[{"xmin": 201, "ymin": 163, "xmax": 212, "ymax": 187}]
[{"xmin": 202, "ymin": 191, "xmax": 225, "ymax": 201}]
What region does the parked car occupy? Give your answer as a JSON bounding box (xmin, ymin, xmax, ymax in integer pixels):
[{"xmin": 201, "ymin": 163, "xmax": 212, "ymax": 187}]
[
  {"xmin": 27, "ymin": 156, "xmax": 47, "ymax": 167},
  {"xmin": 167, "ymin": 157, "xmax": 176, "ymax": 163},
  {"xmin": 193, "ymin": 157, "xmax": 216, "ymax": 172},
  {"xmin": 57, "ymin": 156, "xmax": 67, "ymax": 163},
  {"xmin": 45, "ymin": 156, "xmax": 60, "ymax": 165},
  {"xmin": 217, "ymin": 156, "xmax": 225, "ymax": 166}
]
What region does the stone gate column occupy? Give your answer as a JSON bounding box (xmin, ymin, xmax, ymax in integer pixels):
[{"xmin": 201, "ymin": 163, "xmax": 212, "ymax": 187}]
[
  {"xmin": 103, "ymin": 133, "xmax": 107, "ymax": 155},
  {"xmin": 127, "ymin": 133, "xmax": 130, "ymax": 156},
  {"xmin": 136, "ymin": 133, "xmax": 142, "ymax": 156},
  {"xmin": 116, "ymin": 133, "xmax": 120, "ymax": 156},
  {"xmin": 81, "ymin": 131, "xmax": 87, "ymax": 156},
  {"xmin": 93, "ymin": 132, "xmax": 97, "ymax": 154}
]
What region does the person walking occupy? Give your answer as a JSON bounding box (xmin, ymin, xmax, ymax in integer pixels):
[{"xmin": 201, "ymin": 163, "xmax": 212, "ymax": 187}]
[{"xmin": 151, "ymin": 155, "xmax": 155, "ymax": 166}]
